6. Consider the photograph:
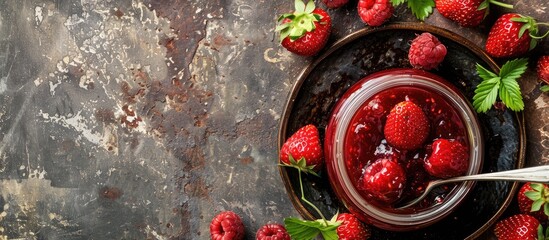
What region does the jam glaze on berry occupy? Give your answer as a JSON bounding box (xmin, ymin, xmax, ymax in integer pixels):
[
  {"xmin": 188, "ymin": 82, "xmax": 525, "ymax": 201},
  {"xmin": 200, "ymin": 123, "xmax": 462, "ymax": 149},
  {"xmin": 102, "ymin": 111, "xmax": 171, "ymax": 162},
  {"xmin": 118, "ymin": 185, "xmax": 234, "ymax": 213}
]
[{"xmin": 346, "ymin": 86, "xmax": 469, "ymax": 210}]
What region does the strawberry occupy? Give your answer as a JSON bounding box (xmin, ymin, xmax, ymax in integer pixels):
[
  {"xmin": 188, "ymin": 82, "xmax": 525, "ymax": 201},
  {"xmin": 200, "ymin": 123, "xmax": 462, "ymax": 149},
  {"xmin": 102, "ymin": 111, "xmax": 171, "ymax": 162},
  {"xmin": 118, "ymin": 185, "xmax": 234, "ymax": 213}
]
[
  {"xmin": 280, "ymin": 124, "xmax": 324, "ymax": 174},
  {"xmin": 517, "ymin": 182, "xmax": 549, "ymax": 223},
  {"xmin": 494, "ymin": 214, "xmax": 542, "ymax": 240},
  {"xmin": 485, "ymin": 13, "xmax": 542, "ymax": 58},
  {"xmin": 424, "ymin": 138, "xmax": 469, "ymax": 179},
  {"xmin": 322, "ymin": 0, "xmax": 349, "ymax": 9},
  {"xmin": 276, "ymin": 0, "xmax": 332, "ymax": 56},
  {"xmin": 361, "ymin": 158, "xmax": 406, "ymax": 204},
  {"xmin": 336, "ymin": 213, "xmax": 371, "ymax": 240},
  {"xmin": 384, "ymin": 101, "xmax": 430, "ymax": 150},
  {"xmin": 408, "ymin": 32, "xmax": 447, "ymax": 70},
  {"xmin": 435, "ymin": 0, "xmax": 513, "ymax": 27},
  {"xmin": 357, "ymin": 0, "xmax": 394, "ymax": 27},
  {"xmin": 210, "ymin": 211, "xmax": 245, "ymax": 240},
  {"xmin": 256, "ymin": 223, "xmax": 290, "ymax": 240},
  {"xmin": 537, "ymin": 56, "xmax": 549, "ymax": 92}
]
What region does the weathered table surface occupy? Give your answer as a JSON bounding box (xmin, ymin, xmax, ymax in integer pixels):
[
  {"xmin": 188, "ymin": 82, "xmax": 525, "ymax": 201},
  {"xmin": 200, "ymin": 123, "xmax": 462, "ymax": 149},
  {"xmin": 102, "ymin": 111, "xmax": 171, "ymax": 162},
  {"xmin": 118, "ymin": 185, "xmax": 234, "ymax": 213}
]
[{"xmin": 0, "ymin": 0, "xmax": 547, "ymax": 239}]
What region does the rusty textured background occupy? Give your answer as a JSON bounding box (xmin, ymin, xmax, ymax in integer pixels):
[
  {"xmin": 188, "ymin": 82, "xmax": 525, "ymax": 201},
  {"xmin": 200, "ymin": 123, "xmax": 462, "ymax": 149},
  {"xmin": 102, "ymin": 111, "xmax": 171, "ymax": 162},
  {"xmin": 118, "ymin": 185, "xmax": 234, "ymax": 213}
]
[{"xmin": 0, "ymin": 0, "xmax": 547, "ymax": 239}]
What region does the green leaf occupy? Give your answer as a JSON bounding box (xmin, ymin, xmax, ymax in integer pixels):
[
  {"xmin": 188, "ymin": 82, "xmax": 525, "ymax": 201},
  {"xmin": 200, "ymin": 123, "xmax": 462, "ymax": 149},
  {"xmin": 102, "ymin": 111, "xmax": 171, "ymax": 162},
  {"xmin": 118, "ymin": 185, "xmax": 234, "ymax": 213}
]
[
  {"xmin": 499, "ymin": 58, "xmax": 528, "ymax": 81},
  {"xmin": 295, "ymin": 0, "xmax": 306, "ymax": 13},
  {"xmin": 531, "ymin": 183, "xmax": 544, "ymax": 192},
  {"xmin": 473, "ymin": 77, "xmax": 500, "ymax": 113},
  {"xmin": 476, "ymin": 63, "xmax": 498, "ymax": 80},
  {"xmin": 284, "ymin": 218, "xmax": 340, "ymax": 240},
  {"xmin": 477, "ymin": 0, "xmax": 489, "ymax": 10},
  {"xmin": 539, "ymin": 225, "xmax": 545, "ymax": 240},
  {"xmin": 391, "ymin": 0, "xmax": 407, "ymax": 6},
  {"xmin": 532, "ymin": 199, "xmax": 545, "ymax": 212},
  {"xmin": 525, "ymin": 191, "xmax": 543, "ymax": 201},
  {"xmin": 541, "ymin": 85, "xmax": 549, "ymax": 92},
  {"xmin": 545, "ymin": 203, "xmax": 549, "ymax": 218},
  {"xmin": 498, "ymin": 58, "xmax": 527, "ymax": 111},
  {"xmin": 304, "ymin": 0, "xmax": 315, "ymax": 13},
  {"xmin": 500, "ymin": 76, "xmax": 524, "ymax": 111},
  {"xmin": 284, "ymin": 218, "xmax": 321, "ymax": 240},
  {"xmin": 407, "ymin": 0, "xmax": 435, "ymax": 21}
]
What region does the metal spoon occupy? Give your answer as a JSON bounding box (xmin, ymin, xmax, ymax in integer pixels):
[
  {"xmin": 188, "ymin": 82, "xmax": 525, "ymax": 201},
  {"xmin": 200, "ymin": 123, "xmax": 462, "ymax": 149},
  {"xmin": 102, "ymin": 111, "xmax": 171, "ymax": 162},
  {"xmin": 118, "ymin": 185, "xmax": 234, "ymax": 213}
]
[{"xmin": 397, "ymin": 165, "xmax": 549, "ymax": 209}]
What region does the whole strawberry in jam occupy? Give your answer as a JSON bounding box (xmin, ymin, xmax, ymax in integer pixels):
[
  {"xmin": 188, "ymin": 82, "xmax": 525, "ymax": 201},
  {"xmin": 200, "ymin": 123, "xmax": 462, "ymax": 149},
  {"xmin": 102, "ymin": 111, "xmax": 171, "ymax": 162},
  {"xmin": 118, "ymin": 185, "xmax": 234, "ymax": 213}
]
[
  {"xmin": 210, "ymin": 211, "xmax": 245, "ymax": 240},
  {"xmin": 408, "ymin": 32, "xmax": 447, "ymax": 70},
  {"xmin": 357, "ymin": 0, "xmax": 394, "ymax": 27},
  {"xmin": 280, "ymin": 124, "xmax": 324, "ymax": 174},
  {"xmin": 424, "ymin": 139, "xmax": 469, "ymax": 179},
  {"xmin": 517, "ymin": 182, "xmax": 549, "ymax": 223},
  {"xmin": 276, "ymin": 0, "xmax": 332, "ymax": 56},
  {"xmin": 384, "ymin": 100, "xmax": 430, "ymax": 151},
  {"xmin": 336, "ymin": 213, "xmax": 371, "ymax": 240},
  {"xmin": 485, "ymin": 13, "xmax": 542, "ymax": 58},
  {"xmin": 256, "ymin": 223, "xmax": 290, "ymax": 240},
  {"xmin": 361, "ymin": 158, "xmax": 406, "ymax": 204},
  {"xmin": 494, "ymin": 214, "xmax": 542, "ymax": 240},
  {"xmin": 435, "ymin": 0, "xmax": 512, "ymax": 27}
]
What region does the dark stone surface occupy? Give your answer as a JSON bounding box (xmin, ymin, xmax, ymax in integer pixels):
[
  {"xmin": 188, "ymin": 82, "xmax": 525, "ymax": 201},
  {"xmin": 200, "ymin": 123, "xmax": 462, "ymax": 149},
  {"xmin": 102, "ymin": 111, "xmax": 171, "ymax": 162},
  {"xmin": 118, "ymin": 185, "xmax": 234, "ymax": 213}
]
[{"xmin": 0, "ymin": 0, "xmax": 547, "ymax": 239}]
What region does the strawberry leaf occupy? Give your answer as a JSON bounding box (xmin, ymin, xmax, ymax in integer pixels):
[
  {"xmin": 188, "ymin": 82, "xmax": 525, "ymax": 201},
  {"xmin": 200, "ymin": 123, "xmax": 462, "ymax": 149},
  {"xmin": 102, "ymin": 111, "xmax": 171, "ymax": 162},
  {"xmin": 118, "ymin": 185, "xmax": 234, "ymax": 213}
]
[
  {"xmin": 473, "ymin": 59, "xmax": 527, "ymax": 113},
  {"xmin": 391, "ymin": 0, "xmax": 407, "ymax": 5},
  {"xmin": 473, "ymin": 76, "xmax": 500, "ymax": 113},
  {"xmin": 295, "ymin": 0, "xmax": 306, "ymax": 13},
  {"xmin": 407, "ymin": 0, "xmax": 435, "ymax": 21},
  {"xmin": 284, "ymin": 217, "xmax": 340, "ymax": 240},
  {"xmin": 499, "ymin": 58, "xmax": 527, "ymax": 111},
  {"xmin": 284, "ymin": 217, "xmax": 321, "ymax": 240},
  {"xmin": 391, "ymin": 0, "xmax": 434, "ymax": 20},
  {"xmin": 545, "ymin": 203, "xmax": 549, "ymax": 217},
  {"xmin": 541, "ymin": 85, "xmax": 549, "ymax": 92}
]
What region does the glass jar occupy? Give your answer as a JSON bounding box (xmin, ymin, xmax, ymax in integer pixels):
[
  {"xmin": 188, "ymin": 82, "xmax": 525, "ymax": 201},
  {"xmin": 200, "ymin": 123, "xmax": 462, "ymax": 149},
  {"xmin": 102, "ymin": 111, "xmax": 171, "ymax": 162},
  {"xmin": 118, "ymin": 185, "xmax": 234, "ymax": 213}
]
[{"xmin": 324, "ymin": 68, "xmax": 484, "ymax": 231}]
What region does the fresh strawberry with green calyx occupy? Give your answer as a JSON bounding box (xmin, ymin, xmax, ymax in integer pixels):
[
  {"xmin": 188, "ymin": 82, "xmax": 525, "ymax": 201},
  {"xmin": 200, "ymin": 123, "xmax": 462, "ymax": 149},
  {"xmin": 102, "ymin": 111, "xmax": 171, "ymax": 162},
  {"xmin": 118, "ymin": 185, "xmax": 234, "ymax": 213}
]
[
  {"xmin": 336, "ymin": 213, "xmax": 371, "ymax": 240},
  {"xmin": 276, "ymin": 0, "xmax": 332, "ymax": 56},
  {"xmin": 280, "ymin": 124, "xmax": 324, "ymax": 175},
  {"xmin": 435, "ymin": 0, "xmax": 513, "ymax": 27},
  {"xmin": 384, "ymin": 100, "xmax": 430, "ymax": 151},
  {"xmin": 485, "ymin": 13, "xmax": 549, "ymax": 58},
  {"xmin": 424, "ymin": 138, "xmax": 469, "ymax": 179},
  {"xmin": 537, "ymin": 56, "xmax": 549, "ymax": 92},
  {"xmin": 473, "ymin": 58, "xmax": 528, "ymax": 113},
  {"xmin": 494, "ymin": 214, "xmax": 544, "ymax": 240},
  {"xmin": 518, "ymin": 182, "xmax": 549, "ymax": 223}
]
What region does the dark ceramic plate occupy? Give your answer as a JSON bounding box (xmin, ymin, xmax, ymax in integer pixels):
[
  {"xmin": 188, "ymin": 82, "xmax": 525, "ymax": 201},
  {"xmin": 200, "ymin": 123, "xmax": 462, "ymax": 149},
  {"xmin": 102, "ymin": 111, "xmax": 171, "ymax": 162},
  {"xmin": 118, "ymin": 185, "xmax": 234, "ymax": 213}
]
[{"xmin": 278, "ymin": 23, "xmax": 526, "ymax": 239}]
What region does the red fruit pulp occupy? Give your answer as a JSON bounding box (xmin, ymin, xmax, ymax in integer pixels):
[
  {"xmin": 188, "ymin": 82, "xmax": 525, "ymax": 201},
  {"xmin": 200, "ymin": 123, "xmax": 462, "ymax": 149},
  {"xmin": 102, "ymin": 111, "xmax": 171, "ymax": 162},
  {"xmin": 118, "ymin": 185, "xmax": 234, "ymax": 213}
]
[{"xmin": 327, "ymin": 69, "xmax": 470, "ymax": 211}]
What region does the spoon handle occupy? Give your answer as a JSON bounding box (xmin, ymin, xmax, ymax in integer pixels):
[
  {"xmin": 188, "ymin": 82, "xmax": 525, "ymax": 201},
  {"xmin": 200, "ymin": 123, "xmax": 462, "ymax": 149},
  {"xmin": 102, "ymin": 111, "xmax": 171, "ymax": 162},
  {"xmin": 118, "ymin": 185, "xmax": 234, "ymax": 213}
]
[{"xmin": 438, "ymin": 165, "xmax": 549, "ymax": 185}]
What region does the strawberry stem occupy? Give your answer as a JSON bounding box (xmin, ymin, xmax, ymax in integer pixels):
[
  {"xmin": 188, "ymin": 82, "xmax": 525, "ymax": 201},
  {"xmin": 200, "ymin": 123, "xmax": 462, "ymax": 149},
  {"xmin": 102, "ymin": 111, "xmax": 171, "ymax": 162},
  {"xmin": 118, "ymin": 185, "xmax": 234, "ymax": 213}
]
[
  {"xmin": 298, "ymin": 169, "xmax": 329, "ymax": 224},
  {"xmin": 488, "ymin": 0, "xmax": 513, "ymax": 9}
]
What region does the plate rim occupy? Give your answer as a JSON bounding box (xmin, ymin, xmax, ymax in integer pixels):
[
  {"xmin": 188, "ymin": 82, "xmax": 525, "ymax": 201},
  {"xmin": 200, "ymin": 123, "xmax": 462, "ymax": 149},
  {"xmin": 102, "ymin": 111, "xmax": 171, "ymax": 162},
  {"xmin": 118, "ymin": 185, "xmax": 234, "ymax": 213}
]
[{"xmin": 277, "ymin": 22, "xmax": 527, "ymax": 239}]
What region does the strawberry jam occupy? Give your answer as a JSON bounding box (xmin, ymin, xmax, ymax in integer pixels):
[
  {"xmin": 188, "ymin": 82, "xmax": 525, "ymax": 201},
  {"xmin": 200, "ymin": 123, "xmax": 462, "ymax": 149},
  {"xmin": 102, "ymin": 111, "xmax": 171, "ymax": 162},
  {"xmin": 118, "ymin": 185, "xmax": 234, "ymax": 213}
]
[
  {"xmin": 325, "ymin": 68, "xmax": 483, "ymax": 231},
  {"xmin": 345, "ymin": 85, "xmax": 469, "ymax": 208}
]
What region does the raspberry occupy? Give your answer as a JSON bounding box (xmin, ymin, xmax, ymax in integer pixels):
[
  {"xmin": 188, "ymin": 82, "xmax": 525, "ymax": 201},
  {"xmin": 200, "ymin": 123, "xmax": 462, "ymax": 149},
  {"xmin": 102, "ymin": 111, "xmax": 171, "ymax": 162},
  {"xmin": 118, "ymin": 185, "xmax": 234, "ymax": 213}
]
[
  {"xmin": 210, "ymin": 211, "xmax": 245, "ymax": 240},
  {"xmin": 408, "ymin": 33, "xmax": 447, "ymax": 70},
  {"xmin": 255, "ymin": 223, "xmax": 290, "ymax": 240},
  {"xmin": 357, "ymin": 0, "xmax": 394, "ymax": 27},
  {"xmin": 537, "ymin": 56, "xmax": 549, "ymax": 84}
]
